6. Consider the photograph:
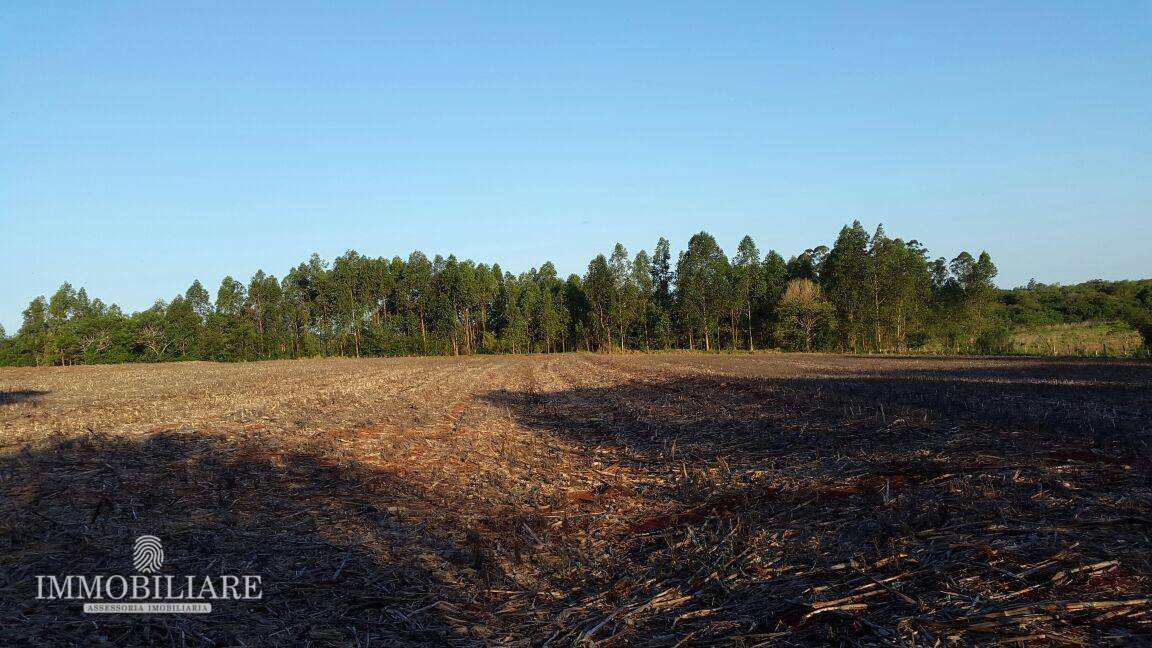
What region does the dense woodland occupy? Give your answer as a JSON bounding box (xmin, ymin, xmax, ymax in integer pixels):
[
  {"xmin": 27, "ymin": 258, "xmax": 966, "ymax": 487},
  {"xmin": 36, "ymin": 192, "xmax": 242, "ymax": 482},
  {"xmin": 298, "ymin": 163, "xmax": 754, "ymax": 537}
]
[{"xmin": 3, "ymin": 221, "xmax": 1150, "ymax": 366}]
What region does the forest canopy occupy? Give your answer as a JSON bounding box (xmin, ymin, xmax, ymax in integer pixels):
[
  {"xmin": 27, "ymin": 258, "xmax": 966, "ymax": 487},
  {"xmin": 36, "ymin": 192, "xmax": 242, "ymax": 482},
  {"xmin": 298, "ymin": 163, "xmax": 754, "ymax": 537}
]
[{"xmin": 3, "ymin": 221, "xmax": 1150, "ymax": 366}]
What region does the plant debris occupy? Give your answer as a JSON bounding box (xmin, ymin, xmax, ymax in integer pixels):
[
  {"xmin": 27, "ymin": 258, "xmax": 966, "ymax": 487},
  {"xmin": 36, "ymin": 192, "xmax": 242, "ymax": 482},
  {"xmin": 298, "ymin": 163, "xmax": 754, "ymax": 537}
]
[{"xmin": 1, "ymin": 353, "xmax": 1150, "ymax": 645}]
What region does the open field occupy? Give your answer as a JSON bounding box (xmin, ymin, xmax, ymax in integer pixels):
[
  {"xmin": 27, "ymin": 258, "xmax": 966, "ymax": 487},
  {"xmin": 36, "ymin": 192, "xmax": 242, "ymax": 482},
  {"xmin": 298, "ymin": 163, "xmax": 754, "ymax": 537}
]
[
  {"xmin": 2, "ymin": 353, "xmax": 1151, "ymax": 646},
  {"xmin": 1010, "ymin": 322, "xmax": 1145, "ymax": 358}
]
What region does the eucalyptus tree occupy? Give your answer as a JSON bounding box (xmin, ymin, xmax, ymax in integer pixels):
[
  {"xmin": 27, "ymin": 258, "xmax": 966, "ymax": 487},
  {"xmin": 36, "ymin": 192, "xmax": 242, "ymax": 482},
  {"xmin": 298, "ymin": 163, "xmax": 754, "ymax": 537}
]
[
  {"xmin": 456, "ymin": 259, "xmax": 483, "ymax": 355},
  {"xmin": 583, "ymin": 254, "xmax": 615, "ymax": 351},
  {"xmin": 456, "ymin": 258, "xmax": 484, "ymax": 351},
  {"xmin": 2, "ymin": 222, "xmax": 1036, "ymax": 365},
  {"xmin": 180, "ymin": 280, "xmax": 213, "ymax": 356},
  {"xmin": 296, "ymin": 253, "xmax": 337, "ymax": 355},
  {"xmin": 674, "ymin": 232, "xmax": 729, "ymax": 351},
  {"xmin": 435, "ymin": 255, "xmax": 463, "ymax": 355},
  {"xmin": 534, "ymin": 262, "xmax": 568, "ymax": 352},
  {"xmin": 631, "ymin": 250, "xmax": 654, "ymax": 350},
  {"xmin": 17, "ymin": 296, "xmax": 49, "ymax": 365},
  {"xmin": 931, "ymin": 250, "xmax": 1002, "ymax": 352},
  {"xmin": 731, "ymin": 236, "xmax": 764, "ymax": 351},
  {"xmin": 494, "ymin": 271, "xmax": 531, "ymax": 353},
  {"xmin": 652, "ymin": 238, "xmax": 673, "ymax": 302},
  {"xmin": 482, "ymin": 264, "xmax": 504, "ymax": 345},
  {"xmin": 650, "ymin": 238, "xmax": 673, "ymax": 342},
  {"xmin": 564, "ymin": 274, "xmax": 592, "ymax": 351},
  {"xmin": 46, "ymin": 283, "xmax": 80, "ymax": 365},
  {"xmin": 362, "ymin": 257, "xmax": 396, "ymax": 336},
  {"xmin": 282, "ymin": 265, "xmax": 315, "ymax": 357},
  {"xmin": 608, "ymin": 243, "xmax": 634, "ymax": 350},
  {"xmin": 762, "ymin": 250, "xmax": 788, "ymax": 346},
  {"xmin": 165, "ymin": 295, "xmax": 200, "ymax": 358},
  {"xmin": 822, "ymin": 221, "xmax": 872, "ymax": 351},
  {"xmin": 247, "ymin": 270, "xmax": 282, "ymax": 358},
  {"xmin": 517, "ymin": 272, "xmax": 543, "ymax": 352},
  {"xmin": 888, "ymin": 239, "xmax": 933, "ymax": 351},
  {"xmin": 402, "ymin": 251, "xmax": 434, "ymax": 355},
  {"xmin": 332, "ymin": 251, "xmax": 369, "ymax": 357},
  {"xmin": 785, "ymin": 253, "xmax": 816, "ymax": 281},
  {"xmin": 215, "ymin": 276, "xmax": 255, "ymax": 360},
  {"xmin": 185, "ymin": 280, "xmax": 213, "ymax": 322}
]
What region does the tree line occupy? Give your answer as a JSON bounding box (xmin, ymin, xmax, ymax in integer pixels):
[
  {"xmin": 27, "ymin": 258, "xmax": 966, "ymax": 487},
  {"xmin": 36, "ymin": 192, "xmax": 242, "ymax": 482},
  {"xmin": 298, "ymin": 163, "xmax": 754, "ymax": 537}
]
[{"xmin": 2, "ymin": 221, "xmax": 1149, "ymax": 366}]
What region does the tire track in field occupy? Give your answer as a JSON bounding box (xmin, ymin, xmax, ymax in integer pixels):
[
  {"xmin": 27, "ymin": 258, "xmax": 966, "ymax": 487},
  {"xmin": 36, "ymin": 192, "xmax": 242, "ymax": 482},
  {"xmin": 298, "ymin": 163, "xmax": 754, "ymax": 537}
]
[
  {"xmin": 316, "ymin": 355, "xmax": 592, "ymax": 639},
  {"xmin": 311, "ymin": 356, "xmax": 494, "ymax": 439}
]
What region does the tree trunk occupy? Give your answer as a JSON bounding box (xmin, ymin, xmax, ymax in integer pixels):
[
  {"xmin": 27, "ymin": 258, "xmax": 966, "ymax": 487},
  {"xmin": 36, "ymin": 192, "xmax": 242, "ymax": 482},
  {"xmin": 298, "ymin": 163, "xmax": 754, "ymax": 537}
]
[
  {"xmin": 419, "ymin": 314, "xmax": 428, "ymax": 355},
  {"xmin": 747, "ymin": 303, "xmax": 754, "ymax": 352}
]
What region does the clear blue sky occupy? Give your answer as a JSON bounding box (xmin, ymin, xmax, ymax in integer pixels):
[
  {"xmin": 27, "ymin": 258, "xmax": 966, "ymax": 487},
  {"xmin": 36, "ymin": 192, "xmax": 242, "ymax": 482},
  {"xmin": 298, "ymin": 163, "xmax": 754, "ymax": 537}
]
[{"xmin": 2, "ymin": 2, "xmax": 1149, "ymax": 332}]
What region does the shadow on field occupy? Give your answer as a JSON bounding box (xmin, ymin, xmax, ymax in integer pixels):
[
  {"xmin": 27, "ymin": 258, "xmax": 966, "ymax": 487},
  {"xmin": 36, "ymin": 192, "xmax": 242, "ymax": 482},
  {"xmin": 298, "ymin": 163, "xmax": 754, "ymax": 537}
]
[
  {"xmin": 487, "ymin": 358, "xmax": 1152, "ymax": 464},
  {"xmin": 0, "ymin": 390, "xmax": 49, "ymax": 406},
  {"xmin": 0, "ymin": 431, "xmax": 505, "ymax": 646},
  {"xmin": 478, "ymin": 359, "xmax": 1152, "ymax": 645},
  {"xmin": 834, "ymin": 356, "xmax": 1152, "ymax": 392},
  {"xmin": 4, "ymin": 358, "xmax": 1150, "ymax": 646}
]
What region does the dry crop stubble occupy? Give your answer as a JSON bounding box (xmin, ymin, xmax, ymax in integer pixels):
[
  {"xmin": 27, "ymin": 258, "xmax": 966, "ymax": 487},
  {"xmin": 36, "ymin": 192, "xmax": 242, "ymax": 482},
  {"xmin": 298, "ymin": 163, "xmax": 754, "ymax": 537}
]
[{"xmin": 1, "ymin": 353, "xmax": 1150, "ymax": 645}]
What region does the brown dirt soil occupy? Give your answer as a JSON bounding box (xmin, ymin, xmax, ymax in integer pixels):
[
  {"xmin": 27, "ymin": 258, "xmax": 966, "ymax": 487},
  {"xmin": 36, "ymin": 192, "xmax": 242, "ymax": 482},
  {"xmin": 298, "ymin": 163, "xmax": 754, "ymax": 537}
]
[{"xmin": 1, "ymin": 353, "xmax": 1150, "ymax": 646}]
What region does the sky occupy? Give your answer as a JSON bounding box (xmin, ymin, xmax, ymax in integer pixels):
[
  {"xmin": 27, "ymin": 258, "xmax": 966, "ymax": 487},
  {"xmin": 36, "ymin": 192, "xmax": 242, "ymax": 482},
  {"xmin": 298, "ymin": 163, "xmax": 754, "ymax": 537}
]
[{"xmin": 1, "ymin": 2, "xmax": 1149, "ymax": 332}]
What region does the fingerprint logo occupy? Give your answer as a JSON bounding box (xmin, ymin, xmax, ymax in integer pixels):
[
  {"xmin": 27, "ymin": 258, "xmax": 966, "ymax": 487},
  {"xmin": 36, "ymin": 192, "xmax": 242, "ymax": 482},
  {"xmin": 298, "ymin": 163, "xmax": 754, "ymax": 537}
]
[{"xmin": 133, "ymin": 535, "xmax": 164, "ymax": 573}]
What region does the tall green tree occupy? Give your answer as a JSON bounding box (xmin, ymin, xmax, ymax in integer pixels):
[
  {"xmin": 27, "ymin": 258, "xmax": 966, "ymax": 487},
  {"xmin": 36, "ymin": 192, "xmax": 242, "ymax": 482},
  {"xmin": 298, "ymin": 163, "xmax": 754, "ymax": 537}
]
[
  {"xmin": 674, "ymin": 232, "xmax": 729, "ymax": 351},
  {"xmin": 822, "ymin": 221, "xmax": 872, "ymax": 351},
  {"xmin": 15, "ymin": 224, "xmax": 1109, "ymax": 365},
  {"xmin": 402, "ymin": 251, "xmax": 434, "ymax": 355},
  {"xmin": 762, "ymin": 250, "xmax": 788, "ymax": 347},
  {"xmin": 608, "ymin": 243, "xmax": 634, "ymax": 350},
  {"xmin": 583, "ymin": 255, "xmax": 615, "ymax": 351},
  {"xmin": 731, "ymin": 235, "xmax": 764, "ymax": 351},
  {"xmin": 631, "ymin": 250, "xmax": 654, "ymax": 350},
  {"xmin": 17, "ymin": 297, "xmax": 50, "ymax": 365}
]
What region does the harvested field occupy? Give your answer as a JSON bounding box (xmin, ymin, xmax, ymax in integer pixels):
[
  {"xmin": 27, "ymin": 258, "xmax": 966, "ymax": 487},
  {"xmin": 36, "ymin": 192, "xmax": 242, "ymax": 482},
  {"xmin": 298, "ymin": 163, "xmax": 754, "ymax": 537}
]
[{"xmin": 2, "ymin": 353, "xmax": 1151, "ymax": 646}]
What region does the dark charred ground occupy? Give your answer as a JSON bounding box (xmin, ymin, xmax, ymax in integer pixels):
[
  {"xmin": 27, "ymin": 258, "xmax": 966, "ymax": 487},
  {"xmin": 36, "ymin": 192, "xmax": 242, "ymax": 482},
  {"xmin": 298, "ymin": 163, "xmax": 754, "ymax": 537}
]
[{"xmin": 0, "ymin": 354, "xmax": 1149, "ymax": 646}]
